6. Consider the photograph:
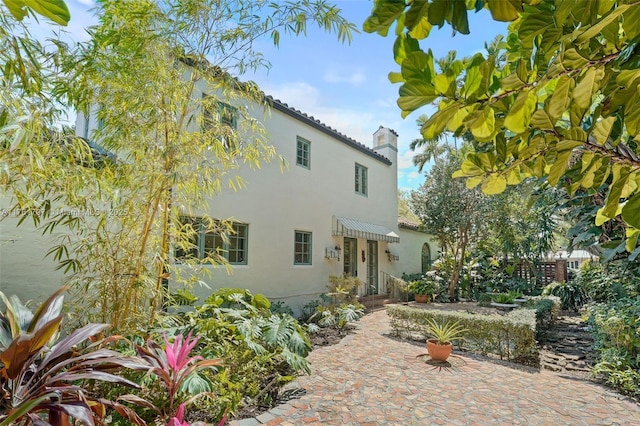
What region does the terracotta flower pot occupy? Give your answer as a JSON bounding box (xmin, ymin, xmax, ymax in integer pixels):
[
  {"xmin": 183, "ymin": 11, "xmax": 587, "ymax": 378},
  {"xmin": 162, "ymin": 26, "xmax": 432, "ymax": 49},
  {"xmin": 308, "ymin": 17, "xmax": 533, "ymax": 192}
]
[
  {"xmin": 426, "ymin": 339, "xmax": 452, "ymax": 362},
  {"xmin": 414, "ymin": 294, "xmax": 429, "ymax": 303}
]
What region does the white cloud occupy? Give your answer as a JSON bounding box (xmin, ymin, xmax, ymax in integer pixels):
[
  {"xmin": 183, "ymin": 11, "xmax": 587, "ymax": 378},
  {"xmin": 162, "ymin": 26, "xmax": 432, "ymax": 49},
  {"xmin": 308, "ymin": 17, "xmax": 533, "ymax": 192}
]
[
  {"xmin": 323, "ymin": 68, "xmax": 366, "ymax": 86},
  {"xmin": 408, "ymin": 171, "xmax": 420, "ymax": 180}
]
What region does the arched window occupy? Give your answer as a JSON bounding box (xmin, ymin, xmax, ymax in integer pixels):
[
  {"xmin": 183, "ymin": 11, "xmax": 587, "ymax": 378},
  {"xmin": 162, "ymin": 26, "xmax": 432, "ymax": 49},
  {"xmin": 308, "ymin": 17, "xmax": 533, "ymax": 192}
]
[{"xmin": 421, "ymin": 243, "xmax": 431, "ymax": 273}]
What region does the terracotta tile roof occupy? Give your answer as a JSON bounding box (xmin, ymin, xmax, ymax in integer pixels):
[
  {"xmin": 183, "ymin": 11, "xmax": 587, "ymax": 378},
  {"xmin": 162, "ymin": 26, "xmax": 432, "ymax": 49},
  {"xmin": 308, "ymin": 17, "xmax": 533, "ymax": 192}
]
[
  {"xmin": 266, "ymin": 96, "xmax": 392, "ymax": 165},
  {"xmin": 398, "ymin": 215, "xmax": 421, "ymax": 230}
]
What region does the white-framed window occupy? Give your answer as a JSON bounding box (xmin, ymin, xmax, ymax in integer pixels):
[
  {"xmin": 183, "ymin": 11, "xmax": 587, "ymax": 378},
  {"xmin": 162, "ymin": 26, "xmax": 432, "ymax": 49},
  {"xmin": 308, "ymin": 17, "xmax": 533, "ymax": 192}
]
[
  {"xmin": 175, "ymin": 217, "xmax": 248, "ymax": 265},
  {"xmin": 296, "ymin": 136, "xmax": 311, "ymax": 169},
  {"xmin": 355, "ymin": 163, "xmax": 368, "ymax": 196},
  {"xmin": 294, "ymin": 231, "xmax": 312, "ymax": 265}
]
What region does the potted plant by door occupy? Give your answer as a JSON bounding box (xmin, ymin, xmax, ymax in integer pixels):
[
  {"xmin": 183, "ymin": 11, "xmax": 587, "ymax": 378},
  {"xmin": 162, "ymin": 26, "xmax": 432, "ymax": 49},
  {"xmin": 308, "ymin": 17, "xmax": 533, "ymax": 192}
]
[
  {"xmin": 424, "ymin": 318, "xmax": 467, "ymax": 362},
  {"xmin": 407, "ymin": 279, "xmax": 437, "ymax": 303}
]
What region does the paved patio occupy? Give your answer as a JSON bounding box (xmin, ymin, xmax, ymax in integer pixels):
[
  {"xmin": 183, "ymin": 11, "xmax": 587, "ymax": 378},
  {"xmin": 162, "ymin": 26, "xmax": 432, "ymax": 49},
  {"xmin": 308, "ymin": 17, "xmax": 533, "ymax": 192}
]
[{"xmin": 230, "ymin": 309, "xmax": 640, "ymax": 426}]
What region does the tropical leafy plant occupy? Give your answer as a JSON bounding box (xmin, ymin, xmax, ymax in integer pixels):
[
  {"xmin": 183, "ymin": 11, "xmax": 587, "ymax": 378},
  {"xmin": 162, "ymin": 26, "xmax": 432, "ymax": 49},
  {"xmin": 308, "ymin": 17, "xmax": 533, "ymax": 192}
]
[
  {"xmin": 492, "ymin": 292, "xmax": 517, "ymax": 304},
  {"xmin": 326, "ymin": 275, "xmax": 361, "ymax": 304},
  {"xmin": 118, "ymin": 332, "xmax": 224, "ymax": 425},
  {"xmin": 156, "ymin": 288, "xmax": 311, "ymax": 419},
  {"xmin": 542, "ymin": 282, "xmax": 587, "ymax": 312},
  {"xmin": 0, "ymin": 287, "xmax": 148, "ymax": 426},
  {"xmin": 424, "ymin": 318, "xmax": 467, "ymax": 346},
  {"xmin": 407, "ymin": 278, "xmax": 437, "ymax": 295}
]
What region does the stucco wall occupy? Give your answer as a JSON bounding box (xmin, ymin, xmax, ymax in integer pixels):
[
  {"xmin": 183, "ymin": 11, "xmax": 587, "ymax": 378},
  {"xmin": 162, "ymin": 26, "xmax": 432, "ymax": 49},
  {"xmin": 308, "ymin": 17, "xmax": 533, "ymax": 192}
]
[
  {"xmin": 170, "ymin": 95, "xmax": 402, "ymax": 310},
  {"xmin": 0, "ymin": 196, "xmax": 66, "ymax": 301}
]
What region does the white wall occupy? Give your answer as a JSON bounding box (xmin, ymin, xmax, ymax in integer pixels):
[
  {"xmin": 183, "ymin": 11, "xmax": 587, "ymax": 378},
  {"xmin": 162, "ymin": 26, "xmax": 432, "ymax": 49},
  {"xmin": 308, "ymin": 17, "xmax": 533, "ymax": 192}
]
[{"xmin": 391, "ymin": 227, "xmax": 439, "ymax": 278}]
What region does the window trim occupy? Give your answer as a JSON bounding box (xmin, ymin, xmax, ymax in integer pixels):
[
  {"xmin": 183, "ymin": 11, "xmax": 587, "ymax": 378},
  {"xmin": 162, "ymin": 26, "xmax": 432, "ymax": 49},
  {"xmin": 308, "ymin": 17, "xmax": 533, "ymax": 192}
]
[
  {"xmin": 294, "ymin": 230, "xmax": 312, "ymax": 265},
  {"xmin": 175, "ymin": 217, "xmax": 248, "ymax": 265},
  {"xmin": 355, "ymin": 163, "xmax": 368, "ymax": 196},
  {"xmin": 296, "ymin": 136, "xmax": 311, "ymax": 169}
]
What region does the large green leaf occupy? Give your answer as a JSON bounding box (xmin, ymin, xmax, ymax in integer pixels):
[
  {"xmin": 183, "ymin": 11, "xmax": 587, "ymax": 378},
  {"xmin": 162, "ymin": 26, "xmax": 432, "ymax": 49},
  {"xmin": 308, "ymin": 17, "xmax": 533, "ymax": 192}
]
[
  {"xmin": 398, "ymin": 79, "xmax": 438, "ymax": 116},
  {"xmin": 405, "ymin": 0, "xmax": 430, "ymax": 32},
  {"xmin": 486, "ymin": 0, "xmax": 521, "ymax": 21},
  {"xmin": 482, "ymin": 173, "xmax": 507, "ymax": 194},
  {"xmin": 572, "ymin": 67, "xmax": 603, "ymax": 112},
  {"xmin": 463, "ymin": 54, "xmax": 485, "ymax": 98},
  {"xmin": 504, "ymin": 90, "xmax": 537, "ymax": 133},
  {"xmin": 427, "ymin": 0, "xmax": 449, "ymax": 27},
  {"xmin": 599, "ymin": 164, "xmax": 631, "ymax": 221},
  {"xmin": 450, "ymin": 0, "xmax": 469, "ymax": 35},
  {"xmin": 4, "ymin": 0, "xmax": 70, "ymax": 25},
  {"xmin": 421, "ymin": 105, "xmax": 459, "ymax": 140},
  {"xmin": 393, "ymin": 33, "xmax": 420, "ymax": 66},
  {"xmin": 401, "ymin": 50, "xmax": 435, "ymax": 82},
  {"xmin": 468, "ymin": 106, "xmax": 495, "ymax": 141},
  {"xmin": 363, "ymin": 0, "xmax": 406, "ymax": 36},
  {"xmin": 623, "ymin": 5, "xmax": 640, "ymax": 39},
  {"xmin": 3, "ymin": 0, "xmax": 28, "ymax": 21},
  {"xmin": 518, "ymin": 12, "xmax": 553, "ymax": 48},
  {"xmin": 546, "ymin": 75, "xmax": 574, "ymax": 122},
  {"xmin": 530, "ymin": 110, "xmax": 554, "ymax": 130},
  {"xmin": 624, "ymin": 92, "xmax": 640, "ymax": 137},
  {"xmin": 548, "ymin": 151, "xmax": 573, "ymax": 186},
  {"xmin": 574, "ymin": 4, "xmax": 629, "ymax": 46},
  {"xmin": 592, "ymin": 116, "xmax": 616, "ymax": 145},
  {"xmin": 622, "ymin": 192, "xmax": 640, "ymax": 229}
]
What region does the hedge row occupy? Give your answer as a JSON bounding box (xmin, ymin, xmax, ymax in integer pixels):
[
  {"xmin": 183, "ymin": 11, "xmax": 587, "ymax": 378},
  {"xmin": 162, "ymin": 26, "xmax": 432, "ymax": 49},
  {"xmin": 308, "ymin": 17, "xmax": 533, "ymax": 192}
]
[{"xmin": 387, "ymin": 298, "xmax": 559, "ymax": 367}]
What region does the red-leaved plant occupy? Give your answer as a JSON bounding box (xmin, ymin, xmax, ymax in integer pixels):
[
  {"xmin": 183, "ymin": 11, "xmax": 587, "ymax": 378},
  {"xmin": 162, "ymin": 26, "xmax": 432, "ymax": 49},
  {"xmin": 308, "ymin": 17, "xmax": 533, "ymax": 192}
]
[
  {"xmin": 0, "ymin": 287, "xmax": 149, "ymax": 425},
  {"xmin": 119, "ymin": 331, "xmax": 224, "ymax": 425}
]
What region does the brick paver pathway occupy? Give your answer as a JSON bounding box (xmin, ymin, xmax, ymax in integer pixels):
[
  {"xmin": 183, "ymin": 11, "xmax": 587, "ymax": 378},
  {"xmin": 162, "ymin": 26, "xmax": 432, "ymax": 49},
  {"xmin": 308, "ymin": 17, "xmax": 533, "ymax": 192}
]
[{"xmin": 230, "ymin": 309, "xmax": 640, "ymax": 426}]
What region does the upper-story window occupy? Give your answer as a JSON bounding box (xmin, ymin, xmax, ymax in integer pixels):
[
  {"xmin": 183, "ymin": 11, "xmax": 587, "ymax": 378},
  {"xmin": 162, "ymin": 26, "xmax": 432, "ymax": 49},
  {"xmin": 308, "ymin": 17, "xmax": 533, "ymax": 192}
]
[
  {"xmin": 175, "ymin": 217, "xmax": 248, "ymax": 265},
  {"xmin": 355, "ymin": 163, "xmax": 368, "ymax": 196},
  {"xmin": 202, "ymin": 95, "xmax": 237, "ymax": 130},
  {"xmin": 296, "ymin": 136, "xmax": 311, "ymax": 169}
]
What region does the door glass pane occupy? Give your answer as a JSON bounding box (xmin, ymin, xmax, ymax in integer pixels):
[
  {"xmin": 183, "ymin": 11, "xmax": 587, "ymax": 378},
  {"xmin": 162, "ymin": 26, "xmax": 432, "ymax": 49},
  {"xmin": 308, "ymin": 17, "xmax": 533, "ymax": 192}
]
[{"xmin": 343, "ymin": 238, "xmax": 357, "ymax": 277}]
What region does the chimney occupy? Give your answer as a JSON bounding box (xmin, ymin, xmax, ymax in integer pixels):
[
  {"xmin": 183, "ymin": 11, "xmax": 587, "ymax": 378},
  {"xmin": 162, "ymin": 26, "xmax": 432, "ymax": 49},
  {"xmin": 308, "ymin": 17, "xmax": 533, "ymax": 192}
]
[{"xmin": 373, "ymin": 126, "xmax": 398, "ymax": 165}]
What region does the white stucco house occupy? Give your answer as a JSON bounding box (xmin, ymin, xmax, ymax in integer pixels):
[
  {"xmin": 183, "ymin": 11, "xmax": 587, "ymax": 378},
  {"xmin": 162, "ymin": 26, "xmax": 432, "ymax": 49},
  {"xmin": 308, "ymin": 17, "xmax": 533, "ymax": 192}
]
[{"xmin": 1, "ymin": 88, "xmax": 436, "ymax": 310}]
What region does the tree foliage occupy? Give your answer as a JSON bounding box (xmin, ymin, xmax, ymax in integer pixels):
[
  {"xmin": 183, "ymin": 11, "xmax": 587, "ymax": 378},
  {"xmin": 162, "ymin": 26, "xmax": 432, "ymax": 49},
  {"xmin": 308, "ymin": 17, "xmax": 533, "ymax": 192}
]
[
  {"xmin": 411, "ymin": 152, "xmax": 489, "ymax": 299},
  {"xmin": 365, "ymin": 0, "xmax": 640, "ymax": 256}
]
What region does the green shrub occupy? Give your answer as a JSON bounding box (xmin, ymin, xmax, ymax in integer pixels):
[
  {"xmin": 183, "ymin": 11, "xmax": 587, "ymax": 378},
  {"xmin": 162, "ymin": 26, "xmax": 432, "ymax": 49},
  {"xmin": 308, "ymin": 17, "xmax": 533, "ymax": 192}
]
[
  {"xmin": 542, "ymin": 281, "xmax": 586, "ymax": 311},
  {"xmin": 387, "ymin": 305, "xmax": 540, "ymax": 366},
  {"xmin": 586, "ymin": 298, "xmax": 640, "ymax": 398},
  {"xmin": 477, "ymin": 292, "xmax": 494, "ymax": 307},
  {"xmin": 530, "ymin": 296, "xmax": 560, "ymax": 339}
]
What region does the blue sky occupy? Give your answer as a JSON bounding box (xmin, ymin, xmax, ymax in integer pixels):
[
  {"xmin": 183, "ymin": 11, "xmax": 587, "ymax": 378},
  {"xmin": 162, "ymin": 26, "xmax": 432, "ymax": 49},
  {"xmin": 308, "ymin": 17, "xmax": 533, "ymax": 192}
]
[{"xmin": 37, "ymin": 0, "xmax": 508, "ymax": 190}]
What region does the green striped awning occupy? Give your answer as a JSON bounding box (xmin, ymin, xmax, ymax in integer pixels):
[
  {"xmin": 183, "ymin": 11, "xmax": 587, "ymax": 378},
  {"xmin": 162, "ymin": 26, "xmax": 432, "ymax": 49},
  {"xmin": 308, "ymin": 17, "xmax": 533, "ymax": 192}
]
[{"xmin": 332, "ymin": 216, "xmax": 400, "ymax": 243}]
